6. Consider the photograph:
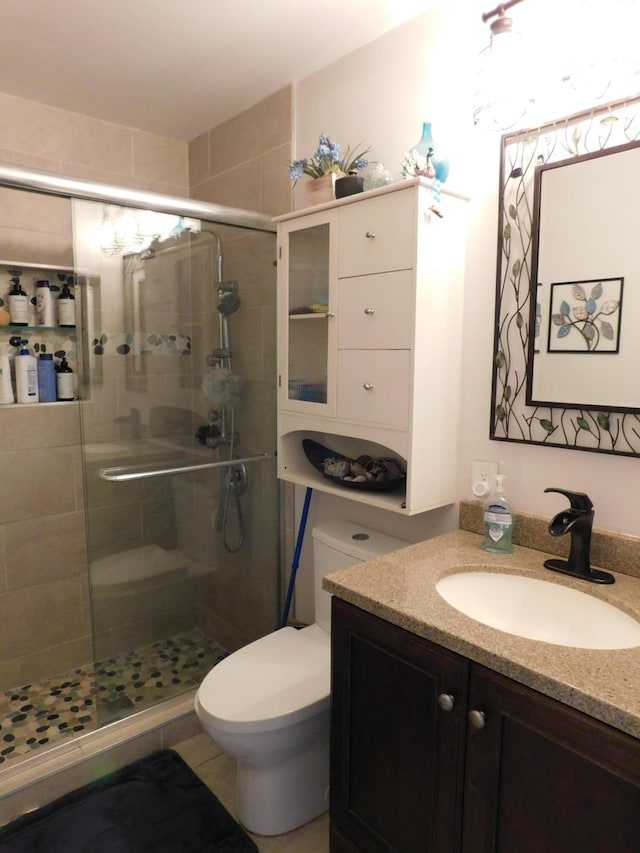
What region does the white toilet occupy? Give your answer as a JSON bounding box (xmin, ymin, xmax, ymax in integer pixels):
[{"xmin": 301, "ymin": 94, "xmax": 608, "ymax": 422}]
[{"xmin": 195, "ymin": 519, "xmax": 408, "ymax": 836}]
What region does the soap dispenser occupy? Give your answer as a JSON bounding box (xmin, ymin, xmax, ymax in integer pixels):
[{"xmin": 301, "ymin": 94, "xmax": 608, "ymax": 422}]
[
  {"xmin": 57, "ymin": 276, "xmax": 76, "ymax": 327},
  {"xmin": 8, "ymin": 273, "xmax": 28, "ymax": 326},
  {"xmin": 56, "ymin": 355, "xmax": 74, "ymax": 401},
  {"xmin": 481, "ymin": 473, "xmax": 514, "ymax": 553}
]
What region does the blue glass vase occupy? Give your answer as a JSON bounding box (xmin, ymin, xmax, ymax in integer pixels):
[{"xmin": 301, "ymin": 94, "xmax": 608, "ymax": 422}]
[{"xmin": 412, "ymin": 121, "xmax": 450, "ymax": 183}]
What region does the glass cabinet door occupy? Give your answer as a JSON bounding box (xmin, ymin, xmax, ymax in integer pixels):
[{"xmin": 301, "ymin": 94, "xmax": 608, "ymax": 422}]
[{"xmin": 284, "ymin": 219, "xmax": 336, "ymax": 412}]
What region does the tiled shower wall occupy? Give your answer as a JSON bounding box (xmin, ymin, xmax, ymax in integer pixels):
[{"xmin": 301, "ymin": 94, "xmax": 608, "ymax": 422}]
[{"xmin": 0, "ymin": 85, "xmax": 294, "ymax": 692}]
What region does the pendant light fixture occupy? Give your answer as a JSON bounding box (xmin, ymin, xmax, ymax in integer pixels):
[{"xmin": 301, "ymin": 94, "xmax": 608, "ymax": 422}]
[{"xmin": 473, "ymin": 0, "xmax": 535, "ymax": 131}]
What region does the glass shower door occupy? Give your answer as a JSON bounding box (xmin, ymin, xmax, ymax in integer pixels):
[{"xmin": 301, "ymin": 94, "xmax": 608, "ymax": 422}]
[{"xmin": 73, "ymin": 199, "xmax": 279, "ymax": 724}]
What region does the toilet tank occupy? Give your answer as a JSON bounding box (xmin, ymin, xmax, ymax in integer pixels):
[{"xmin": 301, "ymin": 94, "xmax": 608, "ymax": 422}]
[{"xmin": 311, "ymin": 520, "xmax": 408, "ymax": 633}]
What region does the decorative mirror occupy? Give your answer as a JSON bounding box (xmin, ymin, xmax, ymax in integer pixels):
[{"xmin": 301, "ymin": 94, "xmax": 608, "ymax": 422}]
[{"xmin": 491, "ymin": 95, "xmax": 640, "ymax": 456}]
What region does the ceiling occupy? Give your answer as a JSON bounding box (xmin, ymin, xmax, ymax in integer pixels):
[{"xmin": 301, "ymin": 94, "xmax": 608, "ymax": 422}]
[{"xmin": 1, "ymin": 0, "xmax": 433, "ymax": 141}]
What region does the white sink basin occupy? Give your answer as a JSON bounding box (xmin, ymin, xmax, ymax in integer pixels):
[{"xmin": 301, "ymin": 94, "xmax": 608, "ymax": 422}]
[{"xmin": 436, "ymin": 571, "xmax": 640, "ymax": 649}]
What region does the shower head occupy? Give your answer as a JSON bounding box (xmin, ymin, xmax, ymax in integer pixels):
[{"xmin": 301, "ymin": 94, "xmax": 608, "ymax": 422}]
[{"xmin": 218, "ymin": 290, "xmax": 241, "ymax": 316}]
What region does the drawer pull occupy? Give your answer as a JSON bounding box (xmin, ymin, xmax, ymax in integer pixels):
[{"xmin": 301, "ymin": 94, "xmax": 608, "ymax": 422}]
[
  {"xmin": 365, "ymin": 231, "xmax": 376, "ymax": 239},
  {"xmin": 468, "ymin": 710, "xmax": 486, "ymax": 730},
  {"xmin": 363, "ymin": 383, "xmax": 374, "ymax": 391},
  {"xmin": 438, "ymin": 693, "xmax": 455, "ymax": 712},
  {"xmin": 364, "ymin": 307, "xmax": 375, "ymax": 315}
]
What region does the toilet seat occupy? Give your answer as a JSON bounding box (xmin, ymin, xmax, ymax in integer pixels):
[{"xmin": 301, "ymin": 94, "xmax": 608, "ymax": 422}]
[{"xmin": 196, "ymin": 624, "xmax": 331, "ymax": 735}]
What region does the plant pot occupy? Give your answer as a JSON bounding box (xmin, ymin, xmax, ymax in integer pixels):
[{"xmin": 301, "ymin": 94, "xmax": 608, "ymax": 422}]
[
  {"xmin": 335, "ymin": 175, "xmax": 365, "ymax": 198},
  {"xmin": 305, "ymin": 172, "xmax": 344, "ymax": 205}
]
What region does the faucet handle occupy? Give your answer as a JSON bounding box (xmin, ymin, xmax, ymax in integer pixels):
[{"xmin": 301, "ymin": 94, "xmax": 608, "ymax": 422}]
[{"xmin": 544, "ymin": 487, "xmax": 593, "ymax": 512}]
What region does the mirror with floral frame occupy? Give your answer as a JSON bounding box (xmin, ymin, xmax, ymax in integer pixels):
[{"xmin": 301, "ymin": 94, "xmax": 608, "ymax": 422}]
[{"xmin": 491, "ymin": 94, "xmax": 640, "ymax": 456}]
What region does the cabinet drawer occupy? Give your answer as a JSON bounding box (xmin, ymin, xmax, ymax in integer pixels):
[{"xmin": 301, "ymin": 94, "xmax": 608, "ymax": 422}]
[
  {"xmin": 338, "ymin": 190, "xmax": 416, "ymax": 277},
  {"xmin": 338, "ymin": 270, "xmax": 413, "ymax": 349},
  {"xmin": 337, "ymin": 350, "xmax": 410, "ymax": 427}
]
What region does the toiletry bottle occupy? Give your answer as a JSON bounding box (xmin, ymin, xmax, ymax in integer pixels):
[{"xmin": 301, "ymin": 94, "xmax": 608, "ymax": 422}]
[
  {"xmin": 8, "ymin": 276, "xmax": 28, "ymax": 326},
  {"xmin": 36, "ymin": 280, "xmax": 54, "ymax": 326},
  {"xmin": 0, "ymin": 354, "xmax": 14, "ymax": 403},
  {"xmin": 481, "ymin": 474, "xmax": 514, "ymax": 553},
  {"xmin": 57, "ymin": 277, "xmax": 76, "ymax": 327},
  {"xmin": 15, "ymin": 339, "xmax": 39, "ymax": 403},
  {"xmin": 37, "ymin": 351, "xmax": 57, "ymax": 402},
  {"xmin": 56, "ymin": 356, "xmax": 74, "ymax": 401}
]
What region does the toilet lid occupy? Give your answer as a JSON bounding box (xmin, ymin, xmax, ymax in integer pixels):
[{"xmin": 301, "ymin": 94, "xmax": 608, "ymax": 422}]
[{"xmin": 196, "ymin": 625, "xmax": 331, "ymax": 734}]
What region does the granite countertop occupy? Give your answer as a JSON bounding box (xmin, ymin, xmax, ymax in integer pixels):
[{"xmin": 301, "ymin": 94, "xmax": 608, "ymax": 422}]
[{"xmin": 323, "ymin": 529, "xmax": 640, "ymax": 740}]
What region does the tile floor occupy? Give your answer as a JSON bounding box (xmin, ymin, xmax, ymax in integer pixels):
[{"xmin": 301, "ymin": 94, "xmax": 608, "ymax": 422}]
[
  {"xmin": 0, "ymin": 629, "xmax": 227, "ymax": 769},
  {"xmin": 173, "ymin": 730, "xmax": 330, "ymax": 853}
]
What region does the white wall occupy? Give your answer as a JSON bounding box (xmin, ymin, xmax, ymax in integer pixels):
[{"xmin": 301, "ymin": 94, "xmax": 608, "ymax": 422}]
[{"xmin": 288, "ymin": 2, "xmax": 640, "ymax": 620}]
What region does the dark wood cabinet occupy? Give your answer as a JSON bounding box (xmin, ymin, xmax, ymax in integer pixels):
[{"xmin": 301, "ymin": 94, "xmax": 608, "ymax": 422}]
[
  {"xmin": 331, "ymin": 598, "xmax": 640, "ymax": 853},
  {"xmin": 330, "ymin": 597, "xmax": 469, "ymax": 853}
]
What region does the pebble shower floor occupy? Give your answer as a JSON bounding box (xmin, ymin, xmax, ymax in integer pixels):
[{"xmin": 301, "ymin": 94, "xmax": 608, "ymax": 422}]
[{"xmin": 0, "ymin": 629, "xmax": 228, "ymax": 768}]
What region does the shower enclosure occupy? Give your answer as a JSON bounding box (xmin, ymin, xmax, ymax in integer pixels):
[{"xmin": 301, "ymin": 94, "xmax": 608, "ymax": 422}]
[{"xmin": 0, "ymin": 168, "xmax": 279, "ymax": 766}]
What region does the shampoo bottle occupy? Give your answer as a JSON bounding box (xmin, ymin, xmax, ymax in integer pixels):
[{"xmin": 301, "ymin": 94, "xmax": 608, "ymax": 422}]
[
  {"xmin": 481, "ymin": 474, "xmax": 514, "ymax": 553},
  {"xmin": 36, "ymin": 280, "xmax": 54, "ymax": 326},
  {"xmin": 15, "ymin": 339, "xmax": 39, "ymax": 403},
  {"xmin": 37, "ymin": 351, "xmax": 57, "ymax": 402}
]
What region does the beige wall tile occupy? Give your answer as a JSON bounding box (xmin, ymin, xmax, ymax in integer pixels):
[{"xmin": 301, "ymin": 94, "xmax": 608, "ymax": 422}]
[
  {"xmin": 5, "ymin": 511, "xmax": 88, "ymax": 589},
  {"xmin": 260, "ymin": 143, "xmax": 293, "ymax": 216},
  {"xmin": 209, "ymin": 86, "xmax": 292, "ymax": 176},
  {"xmin": 0, "ymin": 448, "xmax": 76, "ymax": 522},
  {"xmin": 0, "ymin": 403, "xmax": 81, "ymax": 451},
  {"xmin": 18, "ymin": 635, "xmax": 93, "ymax": 685},
  {"xmin": 55, "ymin": 113, "xmax": 134, "ymax": 176},
  {"xmin": 0, "ymin": 92, "xmax": 190, "ymax": 194},
  {"xmin": 0, "ymin": 658, "xmax": 20, "ymax": 692},
  {"xmin": 191, "ymin": 166, "xmax": 261, "ymax": 212},
  {"xmin": 188, "ymin": 132, "xmax": 209, "ymax": 186},
  {"xmin": 133, "ymin": 131, "xmax": 188, "ymax": 191},
  {"xmin": 0, "ymin": 577, "xmax": 84, "ymax": 658}
]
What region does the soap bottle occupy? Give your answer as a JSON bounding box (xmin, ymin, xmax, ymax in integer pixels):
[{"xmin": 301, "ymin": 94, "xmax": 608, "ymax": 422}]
[
  {"xmin": 481, "ymin": 474, "xmax": 514, "ymax": 553},
  {"xmin": 37, "ymin": 350, "xmax": 57, "ymax": 402},
  {"xmin": 56, "ymin": 355, "xmax": 74, "ymax": 401},
  {"xmin": 8, "ymin": 275, "xmax": 28, "ymax": 326},
  {"xmin": 57, "ymin": 276, "xmax": 76, "ymax": 327},
  {"xmin": 15, "ymin": 339, "xmax": 39, "ymax": 403}
]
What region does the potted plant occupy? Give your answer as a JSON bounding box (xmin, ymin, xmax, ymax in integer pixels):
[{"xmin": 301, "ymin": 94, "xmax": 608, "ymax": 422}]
[{"xmin": 289, "ymin": 134, "xmax": 370, "ymax": 203}]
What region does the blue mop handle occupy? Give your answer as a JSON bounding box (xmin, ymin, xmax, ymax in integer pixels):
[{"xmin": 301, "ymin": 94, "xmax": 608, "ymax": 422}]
[{"xmin": 280, "ymin": 487, "xmax": 313, "ymax": 628}]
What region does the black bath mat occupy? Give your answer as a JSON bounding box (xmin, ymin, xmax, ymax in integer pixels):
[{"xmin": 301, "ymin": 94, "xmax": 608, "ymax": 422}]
[{"xmin": 0, "ymin": 749, "xmax": 258, "ymax": 853}]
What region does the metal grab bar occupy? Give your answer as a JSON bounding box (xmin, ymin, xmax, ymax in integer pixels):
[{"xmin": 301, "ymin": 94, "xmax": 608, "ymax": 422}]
[{"xmin": 98, "ymin": 451, "xmax": 271, "ymax": 482}]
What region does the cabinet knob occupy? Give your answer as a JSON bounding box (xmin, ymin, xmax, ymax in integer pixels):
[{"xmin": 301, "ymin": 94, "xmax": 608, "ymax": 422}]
[
  {"xmin": 363, "ymin": 383, "xmax": 374, "ymax": 391},
  {"xmin": 364, "ymin": 307, "xmax": 375, "ymax": 315},
  {"xmin": 365, "ymin": 231, "xmax": 376, "ymax": 239},
  {"xmin": 438, "ymin": 693, "xmax": 455, "ymax": 712},
  {"xmin": 326, "ymin": 311, "xmax": 335, "ymax": 318},
  {"xmin": 468, "ymin": 710, "xmax": 486, "ymax": 730}
]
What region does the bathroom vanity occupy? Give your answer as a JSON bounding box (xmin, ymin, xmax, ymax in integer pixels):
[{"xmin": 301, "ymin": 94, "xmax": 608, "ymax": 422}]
[{"xmin": 324, "ymin": 530, "xmax": 640, "ymax": 853}]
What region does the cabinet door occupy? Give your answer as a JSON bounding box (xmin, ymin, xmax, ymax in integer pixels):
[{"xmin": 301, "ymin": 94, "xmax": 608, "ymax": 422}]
[
  {"xmin": 338, "ymin": 190, "xmax": 416, "ymax": 278},
  {"xmin": 331, "ymin": 598, "xmax": 468, "ymax": 853},
  {"xmin": 338, "ymin": 270, "xmax": 414, "ymax": 350},
  {"xmin": 463, "ymin": 665, "xmax": 640, "ymax": 853},
  {"xmin": 278, "ymin": 213, "xmax": 338, "ymax": 415}
]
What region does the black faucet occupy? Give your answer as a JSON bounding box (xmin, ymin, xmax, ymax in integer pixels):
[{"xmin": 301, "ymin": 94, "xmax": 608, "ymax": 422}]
[{"xmin": 543, "ymin": 488, "xmax": 614, "ymax": 584}]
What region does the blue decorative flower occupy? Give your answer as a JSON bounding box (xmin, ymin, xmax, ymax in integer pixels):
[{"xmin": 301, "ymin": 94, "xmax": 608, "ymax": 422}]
[{"xmin": 289, "ymin": 135, "xmax": 371, "ymax": 184}]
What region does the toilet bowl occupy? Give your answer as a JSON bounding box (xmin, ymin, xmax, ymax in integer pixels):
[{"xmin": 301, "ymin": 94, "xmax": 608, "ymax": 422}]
[{"xmin": 195, "ymin": 519, "xmax": 408, "ymax": 836}]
